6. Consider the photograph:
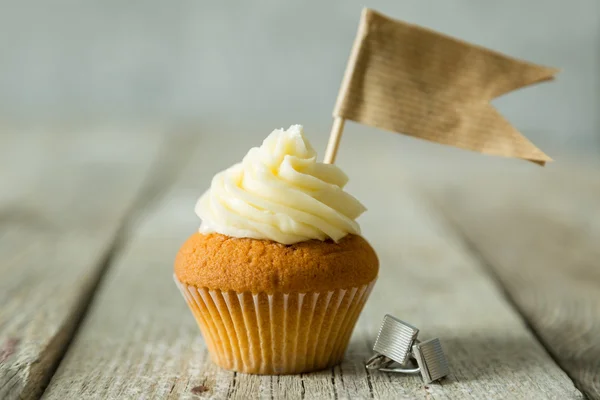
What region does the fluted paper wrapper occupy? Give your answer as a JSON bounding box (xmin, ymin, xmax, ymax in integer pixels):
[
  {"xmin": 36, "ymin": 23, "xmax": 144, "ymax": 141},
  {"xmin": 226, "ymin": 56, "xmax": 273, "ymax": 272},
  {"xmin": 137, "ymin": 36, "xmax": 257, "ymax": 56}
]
[
  {"xmin": 334, "ymin": 8, "xmax": 558, "ymax": 165},
  {"xmin": 175, "ymin": 276, "xmax": 375, "ymax": 374}
]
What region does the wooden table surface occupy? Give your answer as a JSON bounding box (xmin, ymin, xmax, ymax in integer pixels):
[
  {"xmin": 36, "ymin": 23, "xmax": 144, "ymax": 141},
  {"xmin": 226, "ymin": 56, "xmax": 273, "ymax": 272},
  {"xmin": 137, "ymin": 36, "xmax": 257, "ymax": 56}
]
[{"xmin": 1, "ymin": 128, "xmax": 599, "ymax": 400}]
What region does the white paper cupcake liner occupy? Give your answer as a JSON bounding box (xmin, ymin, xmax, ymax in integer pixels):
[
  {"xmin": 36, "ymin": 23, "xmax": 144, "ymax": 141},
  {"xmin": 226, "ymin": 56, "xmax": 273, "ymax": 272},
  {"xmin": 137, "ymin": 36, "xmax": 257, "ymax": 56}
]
[{"xmin": 174, "ymin": 276, "xmax": 375, "ymax": 374}]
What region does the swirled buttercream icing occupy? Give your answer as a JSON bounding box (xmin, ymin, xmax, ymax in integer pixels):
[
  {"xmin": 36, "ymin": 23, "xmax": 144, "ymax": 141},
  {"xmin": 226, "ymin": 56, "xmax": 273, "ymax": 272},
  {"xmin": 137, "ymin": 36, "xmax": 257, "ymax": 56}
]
[{"xmin": 195, "ymin": 125, "xmax": 366, "ymax": 244}]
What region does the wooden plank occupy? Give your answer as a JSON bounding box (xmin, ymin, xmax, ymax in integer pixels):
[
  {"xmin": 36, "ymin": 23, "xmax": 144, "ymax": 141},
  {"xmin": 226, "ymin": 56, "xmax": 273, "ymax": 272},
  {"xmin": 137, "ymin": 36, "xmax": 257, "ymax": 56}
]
[
  {"xmin": 39, "ymin": 135, "xmax": 234, "ymax": 399},
  {"xmin": 0, "ymin": 128, "xmax": 170, "ymax": 400},
  {"xmin": 421, "ymin": 165, "xmax": 600, "ymax": 399},
  {"xmin": 42, "ymin": 133, "xmax": 584, "ymax": 399}
]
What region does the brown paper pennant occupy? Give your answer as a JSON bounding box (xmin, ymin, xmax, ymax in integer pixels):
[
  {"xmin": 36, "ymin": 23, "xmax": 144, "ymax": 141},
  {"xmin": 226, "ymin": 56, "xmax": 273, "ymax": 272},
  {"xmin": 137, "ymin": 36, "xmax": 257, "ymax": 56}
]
[{"xmin": 333, "ymin": 8, "xmax": 559, "ymax": 165}]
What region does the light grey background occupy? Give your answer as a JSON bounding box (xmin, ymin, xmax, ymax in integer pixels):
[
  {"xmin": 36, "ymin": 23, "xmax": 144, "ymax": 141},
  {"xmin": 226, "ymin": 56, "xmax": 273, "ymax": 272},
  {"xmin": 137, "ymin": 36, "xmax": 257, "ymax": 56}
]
[{"xmin": 1, "ymin": 1, "xmax": 599, "ymax": 154}]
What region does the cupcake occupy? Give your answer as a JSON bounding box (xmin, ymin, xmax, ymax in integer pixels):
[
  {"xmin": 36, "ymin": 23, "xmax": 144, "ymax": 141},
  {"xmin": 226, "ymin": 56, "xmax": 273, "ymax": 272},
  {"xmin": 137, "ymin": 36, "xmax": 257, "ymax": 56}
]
[{"xmin": 174, "ymin": 125, "xmax": 378, "ymax": 374}]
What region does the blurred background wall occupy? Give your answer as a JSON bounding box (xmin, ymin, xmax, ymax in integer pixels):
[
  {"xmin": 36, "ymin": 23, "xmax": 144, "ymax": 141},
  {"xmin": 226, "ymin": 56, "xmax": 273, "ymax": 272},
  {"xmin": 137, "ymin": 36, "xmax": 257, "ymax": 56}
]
[{"xmin": 1, "ymin": 0, "xmax": 599, "ymax": 155}]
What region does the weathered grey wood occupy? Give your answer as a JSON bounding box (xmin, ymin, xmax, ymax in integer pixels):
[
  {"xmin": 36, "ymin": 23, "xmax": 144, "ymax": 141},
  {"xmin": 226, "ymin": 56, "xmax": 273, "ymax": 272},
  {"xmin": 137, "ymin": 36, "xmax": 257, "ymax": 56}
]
[
  {"xmin": 40, "ymin": 136, "xmax": 237, "ymax": 400},
  {"xmin": 422, "ymin": 165, "xmax": 600, "ymax": 399},
  {"xmin": 0, "ymin": 129, "xmax": 169, "ymax": 400},
  {"xmin": 344, "ymin": 174, "xmax": 582, "ymax": 400},
  {"xmin": 42, "ymin": 134, "xmax": 584, "ymax": 399}
]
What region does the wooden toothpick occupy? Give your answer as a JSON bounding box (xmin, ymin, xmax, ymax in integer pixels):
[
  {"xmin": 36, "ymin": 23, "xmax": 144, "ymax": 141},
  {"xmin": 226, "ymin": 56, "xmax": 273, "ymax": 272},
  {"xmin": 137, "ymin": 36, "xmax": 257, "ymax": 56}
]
[{"xmin": 323, "ymin": 117, "xmax": 345, "ymax": 164}]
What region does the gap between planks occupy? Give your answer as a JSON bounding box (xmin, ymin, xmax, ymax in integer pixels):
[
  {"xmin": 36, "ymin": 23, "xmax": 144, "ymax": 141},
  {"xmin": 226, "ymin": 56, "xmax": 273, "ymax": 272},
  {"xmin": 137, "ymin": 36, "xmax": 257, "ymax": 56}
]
[
  {"xmin": 38, "ymin": 130, "xmax": 200, "ymax": 399},
  {"xmin": 415, "ymin": 165, "xmax": 600, "ymax": 400},
  {"xmin": 0, "ymin": 129, "xmax": 199, "ymax": 400},
  {"xmin": 429, "ymin": 209, "xmax": 579, "ymax": 392},
  {"xmin": 0, "ymin": 130, "xmax": 168, "ymax": 400}
]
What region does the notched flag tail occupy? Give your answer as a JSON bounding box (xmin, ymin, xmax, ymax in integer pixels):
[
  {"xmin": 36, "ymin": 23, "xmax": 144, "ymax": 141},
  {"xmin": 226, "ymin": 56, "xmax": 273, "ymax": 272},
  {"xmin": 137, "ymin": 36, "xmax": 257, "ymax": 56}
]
[{"xmin": 333, "ymin": 8, "xmax": 558, "ymax": 165}]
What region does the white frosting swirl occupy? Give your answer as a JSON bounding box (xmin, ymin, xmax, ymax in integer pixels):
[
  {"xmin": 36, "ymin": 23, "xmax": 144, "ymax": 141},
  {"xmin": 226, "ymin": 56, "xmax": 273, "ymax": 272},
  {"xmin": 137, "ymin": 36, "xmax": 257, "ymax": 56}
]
[{"xmin": 195, "ymin": 125, "xmax": 366, "ymax": 244}]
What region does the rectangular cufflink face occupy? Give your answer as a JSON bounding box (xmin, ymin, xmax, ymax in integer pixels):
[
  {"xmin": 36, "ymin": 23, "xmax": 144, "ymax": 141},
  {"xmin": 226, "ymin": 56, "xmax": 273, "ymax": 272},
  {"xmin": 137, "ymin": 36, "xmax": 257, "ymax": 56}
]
[
  {"xmin": 373, "ymin": 314, "xmax": 419, "ymax": 365},
  {"xmin": 412, "ymin": 338, "xmax": 449, "ymax": 383}
]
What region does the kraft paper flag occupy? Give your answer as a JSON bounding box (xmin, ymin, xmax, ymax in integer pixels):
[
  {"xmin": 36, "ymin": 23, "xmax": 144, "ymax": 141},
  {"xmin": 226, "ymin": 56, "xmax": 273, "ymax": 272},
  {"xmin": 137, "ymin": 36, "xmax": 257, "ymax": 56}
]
[{"xmin": 329, "ymin": 8, "xmax": 558, "ymax": 165}]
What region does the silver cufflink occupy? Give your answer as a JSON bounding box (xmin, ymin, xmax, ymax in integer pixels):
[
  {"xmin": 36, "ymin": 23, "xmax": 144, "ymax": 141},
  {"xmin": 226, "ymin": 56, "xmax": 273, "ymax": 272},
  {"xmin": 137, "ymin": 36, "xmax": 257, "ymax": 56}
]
[{"xmin": 365, "ymin": 315, "xmax": 449, "ymax": 384}]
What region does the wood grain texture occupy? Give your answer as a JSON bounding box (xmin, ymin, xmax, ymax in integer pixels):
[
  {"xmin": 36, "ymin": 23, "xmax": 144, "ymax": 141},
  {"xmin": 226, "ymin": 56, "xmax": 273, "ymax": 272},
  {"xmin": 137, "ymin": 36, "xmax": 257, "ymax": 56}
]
[
  {"xmin": 41, "ymin": 133, "xmax": 584, "ymax": 399},
  {"xmin": 0, "ymin": 129, "xmax": 166, "ymax": 400},
  {"xmin": 421, "ymin": 165, "xmax": 600, "ymax": 399}
]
